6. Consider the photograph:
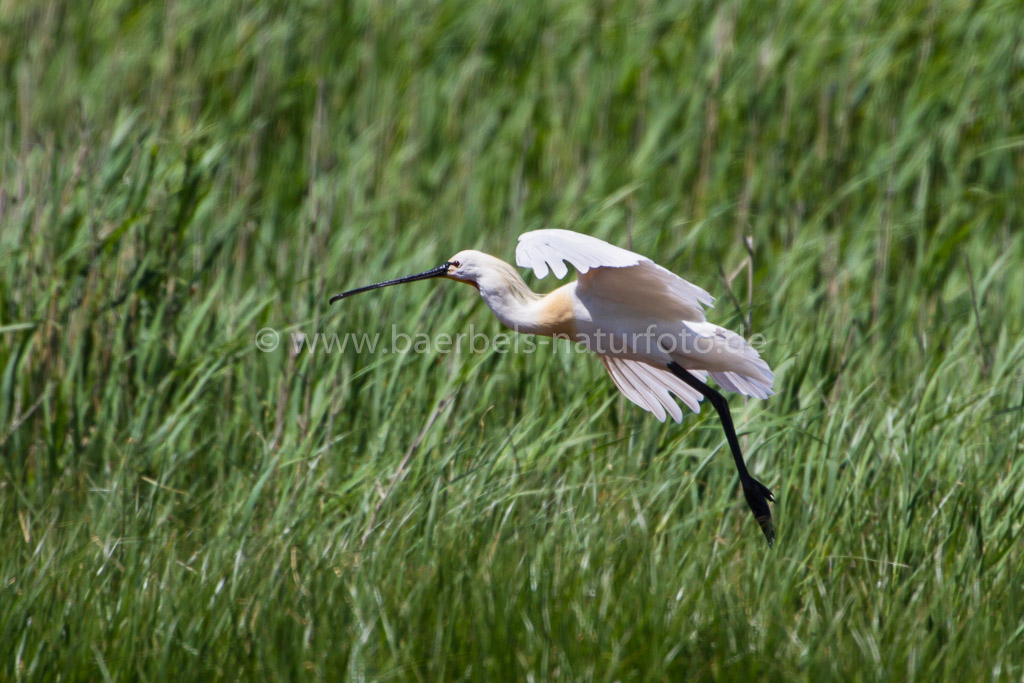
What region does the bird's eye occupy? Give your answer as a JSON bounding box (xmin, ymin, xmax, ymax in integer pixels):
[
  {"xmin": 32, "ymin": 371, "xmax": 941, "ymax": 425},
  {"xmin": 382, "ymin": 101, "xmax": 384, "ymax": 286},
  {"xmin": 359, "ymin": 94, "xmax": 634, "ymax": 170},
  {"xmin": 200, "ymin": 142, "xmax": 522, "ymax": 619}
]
[{"xmin": 451, "ymin": 261, "xmax": 460, "ymax": 268}]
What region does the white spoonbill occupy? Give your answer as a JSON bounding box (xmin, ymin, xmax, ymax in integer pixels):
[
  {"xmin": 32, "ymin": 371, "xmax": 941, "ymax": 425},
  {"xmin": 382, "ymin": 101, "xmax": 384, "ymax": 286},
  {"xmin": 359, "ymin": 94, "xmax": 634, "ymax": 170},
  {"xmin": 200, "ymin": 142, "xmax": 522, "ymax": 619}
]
[{"xmin": 330, "ymin": 229, "xmax": 776, "ymax": 545}]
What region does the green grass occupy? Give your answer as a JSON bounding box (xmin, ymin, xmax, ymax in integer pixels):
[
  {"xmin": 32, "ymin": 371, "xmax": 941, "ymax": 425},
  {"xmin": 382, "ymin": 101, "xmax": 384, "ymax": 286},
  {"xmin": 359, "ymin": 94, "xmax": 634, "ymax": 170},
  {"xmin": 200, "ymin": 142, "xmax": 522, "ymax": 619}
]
[{"xmin": 2, "ymin": 0, "xmax": 1023, "ymax": 679}]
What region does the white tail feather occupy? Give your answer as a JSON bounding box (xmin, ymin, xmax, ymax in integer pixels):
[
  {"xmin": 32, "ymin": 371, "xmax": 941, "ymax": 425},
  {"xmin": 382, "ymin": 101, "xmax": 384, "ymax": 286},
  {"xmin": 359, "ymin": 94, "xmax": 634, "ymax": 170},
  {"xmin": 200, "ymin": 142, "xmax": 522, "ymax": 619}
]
[{"xmin": 678, "ymin": 321, "xmax": 775, "ymax": 399}]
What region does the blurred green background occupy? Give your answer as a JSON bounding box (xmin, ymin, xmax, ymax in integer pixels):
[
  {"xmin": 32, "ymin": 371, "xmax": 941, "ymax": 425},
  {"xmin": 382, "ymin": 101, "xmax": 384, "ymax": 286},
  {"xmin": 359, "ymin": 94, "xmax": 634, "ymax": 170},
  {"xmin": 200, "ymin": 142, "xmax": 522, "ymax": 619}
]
[{"xmin": 2, "ymin": 0, "xmax": 1023, "ymax": 679}]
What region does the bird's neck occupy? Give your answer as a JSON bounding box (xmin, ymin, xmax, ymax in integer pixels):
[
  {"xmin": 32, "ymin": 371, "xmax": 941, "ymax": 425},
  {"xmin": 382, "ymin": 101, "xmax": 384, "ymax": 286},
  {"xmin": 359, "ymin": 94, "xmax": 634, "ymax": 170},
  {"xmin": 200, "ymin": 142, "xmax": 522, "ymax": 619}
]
[
  {"xmin": 475, "ymin": 262, "xmax": 540, "ymax": 330},
  {"xmin": 475, "ymin": 262, "xmax": 575, "ymax": 337}
]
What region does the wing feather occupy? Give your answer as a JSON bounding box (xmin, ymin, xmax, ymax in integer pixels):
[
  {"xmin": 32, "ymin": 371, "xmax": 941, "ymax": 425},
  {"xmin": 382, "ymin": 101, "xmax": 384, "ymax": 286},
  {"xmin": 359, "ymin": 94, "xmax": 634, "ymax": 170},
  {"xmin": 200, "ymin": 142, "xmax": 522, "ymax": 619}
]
[
  {"xmin": 599, "ymin": 357, "xmax": 708, "ymax": 423},
  {"xmin": 516, "ymin": 229, "xmax": 644, "ymax": 277},
  {"xmin": 516, "ymin": 229, "xmax": 714, "ymax": 322}
]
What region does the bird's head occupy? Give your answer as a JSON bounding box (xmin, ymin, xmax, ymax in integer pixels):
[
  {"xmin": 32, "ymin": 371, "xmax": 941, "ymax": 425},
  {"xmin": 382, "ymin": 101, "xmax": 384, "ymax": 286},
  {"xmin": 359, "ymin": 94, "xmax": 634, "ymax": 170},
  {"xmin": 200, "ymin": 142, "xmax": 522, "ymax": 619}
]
[{"xmin": 444, "ymin": 250, "xmax": 498, "ymax": 289}]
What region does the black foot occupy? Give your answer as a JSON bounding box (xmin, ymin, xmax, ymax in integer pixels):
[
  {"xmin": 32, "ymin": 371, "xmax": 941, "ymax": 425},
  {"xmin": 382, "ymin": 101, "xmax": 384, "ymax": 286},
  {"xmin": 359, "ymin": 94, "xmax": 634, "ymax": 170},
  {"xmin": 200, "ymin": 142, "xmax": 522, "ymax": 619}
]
[{"xmin": 741, "ymin": 476, "xmax": 776, "ymax": 547}]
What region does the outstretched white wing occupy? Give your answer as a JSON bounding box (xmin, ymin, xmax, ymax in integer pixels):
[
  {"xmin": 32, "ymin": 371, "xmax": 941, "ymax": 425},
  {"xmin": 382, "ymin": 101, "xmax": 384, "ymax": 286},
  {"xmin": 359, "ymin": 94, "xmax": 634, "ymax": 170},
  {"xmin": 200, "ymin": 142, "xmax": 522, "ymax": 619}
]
[
  {"xmin": 516, "ymin": 229, "xmax": 714, "ymax": 323},
  {"xmin": 515, "ymin": 229, "xmax": 645, "ymax": 278}
]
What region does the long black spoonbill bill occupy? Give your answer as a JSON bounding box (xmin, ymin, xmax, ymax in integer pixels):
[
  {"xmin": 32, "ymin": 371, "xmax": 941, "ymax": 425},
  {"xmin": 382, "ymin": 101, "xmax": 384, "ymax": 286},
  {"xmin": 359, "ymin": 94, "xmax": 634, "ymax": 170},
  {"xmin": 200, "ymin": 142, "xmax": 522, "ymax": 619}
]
[{"xmin": 330, "ymin": 229, "xmax": 776, "ymax": 545}]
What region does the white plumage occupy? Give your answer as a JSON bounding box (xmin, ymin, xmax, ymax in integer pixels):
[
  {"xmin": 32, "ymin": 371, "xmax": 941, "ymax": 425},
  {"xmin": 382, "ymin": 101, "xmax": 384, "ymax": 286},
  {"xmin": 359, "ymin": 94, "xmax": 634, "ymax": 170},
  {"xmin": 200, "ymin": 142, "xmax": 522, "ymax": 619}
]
[
  {"xmin": 515, "ymin": 228, "xmax": 647, "ymax": 278},
  {"xmin": 514, "ymin": 229, "xmax": 773, "ymax": 421},
  {"xmin": 600, "ymin": 357, "xmax": 708, "ymax": 422}
]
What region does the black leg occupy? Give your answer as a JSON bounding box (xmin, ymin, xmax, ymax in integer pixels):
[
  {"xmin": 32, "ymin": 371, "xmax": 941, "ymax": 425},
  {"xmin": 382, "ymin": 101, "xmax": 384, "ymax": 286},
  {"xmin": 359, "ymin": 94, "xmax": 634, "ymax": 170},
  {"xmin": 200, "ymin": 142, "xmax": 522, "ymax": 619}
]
[{"xmin": 667, "ymin": 361, "xmax": 775, "ymax": 546}]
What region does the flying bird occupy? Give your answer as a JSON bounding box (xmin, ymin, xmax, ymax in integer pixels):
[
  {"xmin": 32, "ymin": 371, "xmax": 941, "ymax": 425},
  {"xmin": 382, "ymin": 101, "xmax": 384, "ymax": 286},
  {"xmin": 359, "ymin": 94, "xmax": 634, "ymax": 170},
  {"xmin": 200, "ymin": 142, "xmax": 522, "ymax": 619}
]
[{"xmin": 330, "ymin": 229, "xmax": 776, "ymax": 544}]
